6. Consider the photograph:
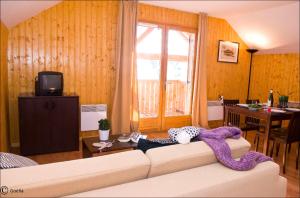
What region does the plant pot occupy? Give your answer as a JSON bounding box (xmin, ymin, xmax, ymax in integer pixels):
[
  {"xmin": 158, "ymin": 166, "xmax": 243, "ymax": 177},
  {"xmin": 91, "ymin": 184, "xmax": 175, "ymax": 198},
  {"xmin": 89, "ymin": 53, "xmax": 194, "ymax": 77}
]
[
  {"xmin": 99, "ymin": 130, "xmax": 110, "ymax": 141},
  {"xmin": 279, "ymin": 95, "xmax": 289, "ymax": 108}
]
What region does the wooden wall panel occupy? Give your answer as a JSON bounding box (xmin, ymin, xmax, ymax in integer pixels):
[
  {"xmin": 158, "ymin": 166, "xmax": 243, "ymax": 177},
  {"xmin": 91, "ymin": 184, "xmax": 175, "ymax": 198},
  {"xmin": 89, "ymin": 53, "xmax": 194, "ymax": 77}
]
[
  {"xmin": 206, "ymin": 17, "xmax": 250, "ymax": 101},
  {"xmin": 250, "ymin": 53, "xmax": 300, "ymax": 103},
  {"xmin": 138, "ymin": 3, "xmax": 198, "ymax": 29},
  {"xmin": 0, "ymin": 21, "xmax": 9, "ymax": 151},
  {"xmin": 7, "ymin": 1, "xmax": 119, "ymax": 145}
]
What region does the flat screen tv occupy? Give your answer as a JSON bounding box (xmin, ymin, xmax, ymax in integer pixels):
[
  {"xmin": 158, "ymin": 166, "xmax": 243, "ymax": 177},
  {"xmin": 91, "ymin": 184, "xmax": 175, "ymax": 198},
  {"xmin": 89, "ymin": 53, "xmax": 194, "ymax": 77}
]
[{"xmin": 35, "ymin": 71, "xmax": 63, "ymax": 96}]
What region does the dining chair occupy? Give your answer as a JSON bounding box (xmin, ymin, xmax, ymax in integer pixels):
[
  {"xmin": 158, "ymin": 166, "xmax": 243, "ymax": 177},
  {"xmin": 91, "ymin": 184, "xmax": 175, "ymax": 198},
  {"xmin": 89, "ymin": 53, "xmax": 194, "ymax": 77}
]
[
  {"xmin": 243, "ymin": 99, "xmax": 261, "ymax": 140},
  {"xmin": 269, "ymin": 111, "xmax": 300, "ymax": 173},
  {"xmin": 223, "ymin": 99, "xmax": 240, "ymax": 127},
  {"xmin": 251, "ymin": 104, "xmax": 285, "ymax": 152},
  {"xmin": 254, "ymin": 120, "xmax": 288, "ymax": 153}
]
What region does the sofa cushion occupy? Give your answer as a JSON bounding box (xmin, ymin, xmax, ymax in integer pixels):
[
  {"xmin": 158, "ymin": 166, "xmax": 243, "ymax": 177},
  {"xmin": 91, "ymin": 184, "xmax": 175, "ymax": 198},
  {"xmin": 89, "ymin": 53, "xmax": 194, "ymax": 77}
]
[
  {"xmin": 0, "ymin": 152, "xmax": 38, "ymax": 169},
  {"xmin": 68, "ymin": 161, "xmax": 286, "ymax": 197},
  {"xmin": 146, "ymin": 137, "xmax": 250, "ymax": 177},
  {"xmin": 0, "ymin": 150, "xmax": 150, "ymax": 197}
]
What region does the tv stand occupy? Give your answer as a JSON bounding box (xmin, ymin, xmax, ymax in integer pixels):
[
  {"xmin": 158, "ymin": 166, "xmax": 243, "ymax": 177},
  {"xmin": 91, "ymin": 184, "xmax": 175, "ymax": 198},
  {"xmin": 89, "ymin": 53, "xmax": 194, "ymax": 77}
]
[{"xmin": 18, "ymin": 94, "xmax": 79, "ymax": 155}]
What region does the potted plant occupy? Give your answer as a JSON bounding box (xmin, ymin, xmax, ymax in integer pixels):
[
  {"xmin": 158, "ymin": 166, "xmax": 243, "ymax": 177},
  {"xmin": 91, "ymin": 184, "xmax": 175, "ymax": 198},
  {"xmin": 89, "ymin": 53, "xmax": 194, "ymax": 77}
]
[
  {"xmin": 98, "ymin": 119, "xmax": 110, "ymax": 141},
  {"xmin": 277, "ymin": 91, "xmax": 292, "ymax": 108}
]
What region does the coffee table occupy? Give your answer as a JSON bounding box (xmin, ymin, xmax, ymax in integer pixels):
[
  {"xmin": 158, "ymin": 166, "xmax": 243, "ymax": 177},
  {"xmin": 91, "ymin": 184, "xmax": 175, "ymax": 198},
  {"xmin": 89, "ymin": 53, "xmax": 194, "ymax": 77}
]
[{"xmin": 82, "ymin": 135, "xmax": 137, "ymax": 158}]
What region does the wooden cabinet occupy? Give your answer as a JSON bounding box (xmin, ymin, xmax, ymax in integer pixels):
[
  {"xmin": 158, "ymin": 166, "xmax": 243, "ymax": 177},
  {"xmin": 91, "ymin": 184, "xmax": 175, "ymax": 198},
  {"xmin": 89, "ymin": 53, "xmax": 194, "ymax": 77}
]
[{"xmin": 18, "ymin": 94, "xmax": 79, "ymax": 155}]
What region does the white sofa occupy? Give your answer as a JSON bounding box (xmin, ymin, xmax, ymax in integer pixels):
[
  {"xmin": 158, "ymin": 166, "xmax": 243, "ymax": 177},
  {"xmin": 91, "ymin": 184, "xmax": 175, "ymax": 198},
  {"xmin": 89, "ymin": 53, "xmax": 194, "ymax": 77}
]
[{"xmin": 0, "ymin": 138, "xmax": 287, "ymax": 197}]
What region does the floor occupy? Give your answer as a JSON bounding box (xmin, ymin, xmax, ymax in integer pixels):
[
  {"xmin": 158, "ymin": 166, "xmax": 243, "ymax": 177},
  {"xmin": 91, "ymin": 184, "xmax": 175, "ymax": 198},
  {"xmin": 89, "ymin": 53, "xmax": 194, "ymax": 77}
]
[{"xmin": 17, "ymin": 130, "xmax": 299, "ymax": 197}]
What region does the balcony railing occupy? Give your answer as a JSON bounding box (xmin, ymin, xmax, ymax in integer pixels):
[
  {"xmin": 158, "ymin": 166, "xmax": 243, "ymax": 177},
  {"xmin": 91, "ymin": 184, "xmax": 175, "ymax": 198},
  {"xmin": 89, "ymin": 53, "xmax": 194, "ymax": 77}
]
[{"xmin": 138, "ymin": 80, "xmax": 191, "ymax": 118}]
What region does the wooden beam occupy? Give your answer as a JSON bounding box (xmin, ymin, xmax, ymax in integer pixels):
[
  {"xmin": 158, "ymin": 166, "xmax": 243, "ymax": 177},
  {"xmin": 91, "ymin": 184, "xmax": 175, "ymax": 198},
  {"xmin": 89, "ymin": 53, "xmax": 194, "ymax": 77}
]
[
  {"xmin": 137, "ymin": 28, "xmax": 154, "ymax": 43},
  {"xmin": 137, "ymin": 53, "xmax": 188, "ymax": 62},
  {"xmin": 178, "ymin": 32, "xmax": 189, "ymax": 41}
]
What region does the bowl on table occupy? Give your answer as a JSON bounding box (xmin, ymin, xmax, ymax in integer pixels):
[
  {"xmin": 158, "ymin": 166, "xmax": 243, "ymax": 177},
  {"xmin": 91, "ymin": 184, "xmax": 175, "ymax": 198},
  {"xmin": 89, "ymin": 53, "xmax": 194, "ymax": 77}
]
[{"xmin": 248, "ymin": 104, "xmax": 262, "ymax": 111}]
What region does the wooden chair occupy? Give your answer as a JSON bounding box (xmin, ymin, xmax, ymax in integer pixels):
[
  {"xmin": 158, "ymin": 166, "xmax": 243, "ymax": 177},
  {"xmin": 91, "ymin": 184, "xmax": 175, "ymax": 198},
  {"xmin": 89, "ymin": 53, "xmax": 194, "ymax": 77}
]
[
  {"xmin": 243, "ymin": 99, "xmax": 261, "ymax": 139},
  {"xmin": 249, "ymin": 100, "xmax": 284, "ymax": 152},
  {"xmin": 223, "ymin": 99, "xmax": 262, "ymax": 147},
  {"xmin": 254, "ymin": 121, "xmax": 286, "ymax": 152},
  {"xmin": 223, "ymin": 99, "xmax": 240, "ymax": 127},
  {"xmin": 269, "ymin": 112, "xmax": 300, "ymax": 173},
  {"xmin": 241, "ymin": 99, "xmax": 274, "ymax": 151}
]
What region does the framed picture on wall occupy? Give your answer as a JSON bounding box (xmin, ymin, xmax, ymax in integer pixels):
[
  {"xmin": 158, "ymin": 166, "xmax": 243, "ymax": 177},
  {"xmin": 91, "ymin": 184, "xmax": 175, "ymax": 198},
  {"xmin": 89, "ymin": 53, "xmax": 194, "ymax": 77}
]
[{"xmin": 217, "ymin": 40, "xmax": 239, "ymax": 63}]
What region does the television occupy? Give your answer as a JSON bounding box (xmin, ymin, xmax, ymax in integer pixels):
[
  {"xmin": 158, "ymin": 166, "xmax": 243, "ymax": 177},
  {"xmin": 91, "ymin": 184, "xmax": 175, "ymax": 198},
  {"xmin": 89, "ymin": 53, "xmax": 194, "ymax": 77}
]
[{"xmin": 35, "ymin": 71, "xmax": 63, "ymax": 96}]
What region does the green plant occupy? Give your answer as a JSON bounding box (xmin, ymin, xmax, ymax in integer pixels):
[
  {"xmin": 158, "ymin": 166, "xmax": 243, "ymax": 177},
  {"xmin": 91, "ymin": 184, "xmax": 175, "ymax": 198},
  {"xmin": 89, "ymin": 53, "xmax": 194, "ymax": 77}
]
[
  {"xmin": 98, "ymin": 119, "xmax": 110, "ymax": 130},
  {"xmin": 248, "ymin": 104, "xmax": 262, "ymax": 109}
]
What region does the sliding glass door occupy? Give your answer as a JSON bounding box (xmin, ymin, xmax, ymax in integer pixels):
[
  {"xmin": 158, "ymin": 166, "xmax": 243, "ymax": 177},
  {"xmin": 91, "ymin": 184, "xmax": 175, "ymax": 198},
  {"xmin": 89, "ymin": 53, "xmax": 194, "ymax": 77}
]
[
  {"xmin": 136, "ymin": 23, "xmax": 163, "ymax": 131},
  {"xmin": 136, "ymin": 23, "xmax": 196, "ymax": 131},
  {"xmin": 162, "ymin": 28, "xmax": 196, "ymax": 130}
]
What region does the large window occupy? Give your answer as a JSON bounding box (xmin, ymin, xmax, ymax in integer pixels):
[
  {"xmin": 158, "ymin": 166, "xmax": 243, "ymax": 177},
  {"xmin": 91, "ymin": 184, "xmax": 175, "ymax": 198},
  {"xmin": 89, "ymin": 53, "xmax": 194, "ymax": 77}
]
[{"xmin": 136, "ymin": 23, "xmax": 196, "ymax": 131}]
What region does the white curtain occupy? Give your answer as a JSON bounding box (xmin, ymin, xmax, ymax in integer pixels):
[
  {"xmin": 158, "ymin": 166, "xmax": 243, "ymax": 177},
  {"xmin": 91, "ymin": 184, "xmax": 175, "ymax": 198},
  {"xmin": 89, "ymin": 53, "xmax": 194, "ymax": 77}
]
[{"xmin": 192, "ymin": 13, "xmax": 209, "ymax": 128}]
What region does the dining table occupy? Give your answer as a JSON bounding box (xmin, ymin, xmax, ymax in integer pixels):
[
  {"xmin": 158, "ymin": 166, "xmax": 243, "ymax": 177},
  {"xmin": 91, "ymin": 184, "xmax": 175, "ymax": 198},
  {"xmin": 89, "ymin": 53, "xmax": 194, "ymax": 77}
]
[{"xmin": 224, "ymin": 105, "xmax": 293, "ymax": 155}]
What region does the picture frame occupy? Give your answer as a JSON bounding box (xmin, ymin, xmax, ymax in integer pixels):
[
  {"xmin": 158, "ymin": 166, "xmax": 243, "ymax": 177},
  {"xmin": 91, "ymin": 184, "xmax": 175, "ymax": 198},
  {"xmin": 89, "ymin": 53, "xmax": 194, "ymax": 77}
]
[{"xmin": 217, "ymin": 40, "xmax": 239, "ymax": 63}]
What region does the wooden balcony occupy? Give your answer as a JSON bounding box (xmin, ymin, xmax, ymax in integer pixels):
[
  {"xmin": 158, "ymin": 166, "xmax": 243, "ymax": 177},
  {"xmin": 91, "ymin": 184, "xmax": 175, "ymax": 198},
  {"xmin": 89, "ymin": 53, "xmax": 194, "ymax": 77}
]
[{"xmin": 138, "ymin": 80, "xmax": 191, "ymax": 118}]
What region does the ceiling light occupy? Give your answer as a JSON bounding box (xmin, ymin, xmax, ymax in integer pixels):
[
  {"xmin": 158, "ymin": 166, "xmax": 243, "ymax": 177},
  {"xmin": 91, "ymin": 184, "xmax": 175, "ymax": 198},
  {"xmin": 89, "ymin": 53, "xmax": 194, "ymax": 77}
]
[{"xmin": 244, "ymin": 33, "xmax": 269, "ymax": 49}]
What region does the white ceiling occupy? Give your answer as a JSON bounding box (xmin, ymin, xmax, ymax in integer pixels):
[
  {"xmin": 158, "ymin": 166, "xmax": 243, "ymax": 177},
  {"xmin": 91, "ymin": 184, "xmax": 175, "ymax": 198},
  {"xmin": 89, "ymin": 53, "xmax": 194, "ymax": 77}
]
[
  {"xmin": 1, "ymin": 0, "xmax": 299, "ymax": 54},
  {"xmin": 141, "ymin": 1, "xmax": 300, "ymax": 54},
  {"xmin": 0, "ymin": 0, "xmax": 61, "ymax": 28}
]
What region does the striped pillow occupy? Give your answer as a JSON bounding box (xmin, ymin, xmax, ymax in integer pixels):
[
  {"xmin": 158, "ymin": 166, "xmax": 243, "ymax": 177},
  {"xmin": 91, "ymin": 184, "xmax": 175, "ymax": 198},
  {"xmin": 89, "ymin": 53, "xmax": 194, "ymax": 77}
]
[{"xmin": 0, "ymin": 152, "xmax": 38, "ymax": 169}]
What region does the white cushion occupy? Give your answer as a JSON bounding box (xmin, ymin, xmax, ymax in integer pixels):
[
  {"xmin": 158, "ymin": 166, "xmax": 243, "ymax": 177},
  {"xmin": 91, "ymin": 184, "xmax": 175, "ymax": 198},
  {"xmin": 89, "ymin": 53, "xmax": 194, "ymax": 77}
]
[
  {"xmin": 68, "ymin": 161, "xmax": 286, "ymax": 197},
  {"xmin": 0, "ymin": 150, "xmax": 150, "ymax": 197},
  {"xmin": 146, "ymin": 137, "xmax": 251, "ymax": 177}
]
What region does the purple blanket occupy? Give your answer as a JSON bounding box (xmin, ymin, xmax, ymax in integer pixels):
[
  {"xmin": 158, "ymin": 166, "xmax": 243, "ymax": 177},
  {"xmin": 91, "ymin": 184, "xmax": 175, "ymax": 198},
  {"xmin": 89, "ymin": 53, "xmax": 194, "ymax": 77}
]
[{"xmin": 198, "ymin": 127, "xmax": 272, "ymax": 171}]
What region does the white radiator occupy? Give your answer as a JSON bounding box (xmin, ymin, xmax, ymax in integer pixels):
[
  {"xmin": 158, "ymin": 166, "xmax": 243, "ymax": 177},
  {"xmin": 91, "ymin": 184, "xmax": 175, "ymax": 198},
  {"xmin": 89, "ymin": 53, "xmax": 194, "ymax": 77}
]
[
  {"xmin": 81, "ymin": 104, "xmax": 107, "ymax": 131},
  {"xmin": 207, "ymin": 100, "xmax": 223, "ymax": 121}
]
